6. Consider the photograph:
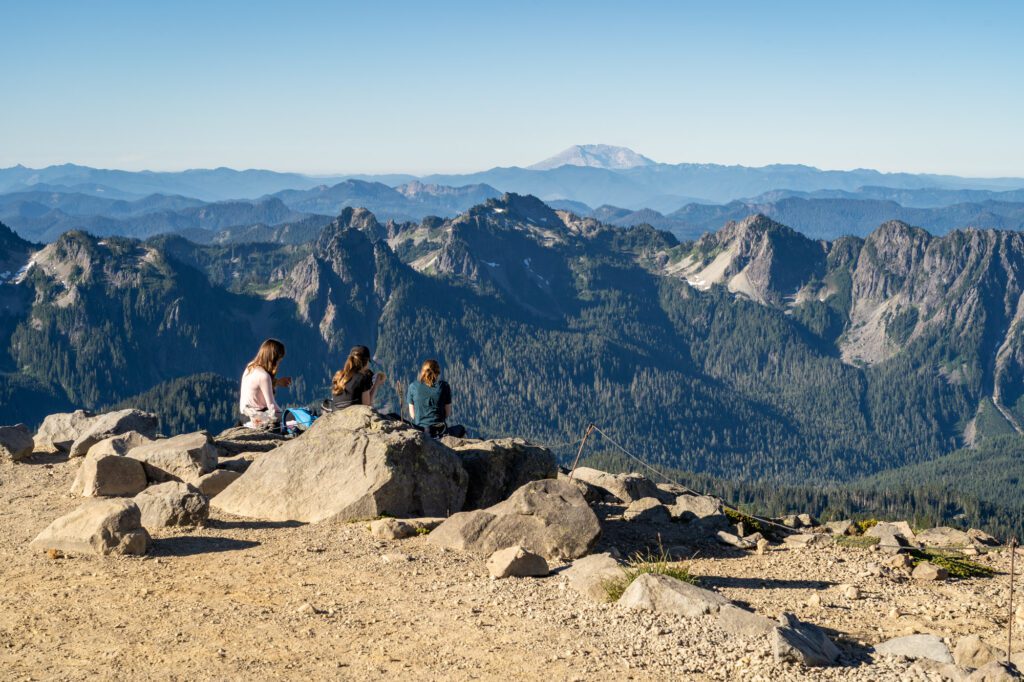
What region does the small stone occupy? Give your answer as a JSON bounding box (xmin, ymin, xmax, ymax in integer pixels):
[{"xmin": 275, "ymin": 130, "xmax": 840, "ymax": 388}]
[
  {"xmin": 756, "ymin": 538, "xmax": 769, "ymax": 555},
  {"xmin": 380, "ymin": 553, "xmax": 411, "ymax": 564},
  {"xmin": 843, "ymin": 585, "xmax": 861, "ymax": 600},
  {"xmin": 805, "ymin": 593, "xmax": 822, "ymax": 608},
  {"xmin": 0, "ymin": 424, "xmax": 35, "ymax": 462},
  {"xmin": 912, "ymin": 562, "xmax": 949, "ymax": 582},
  {"xmin": 886, "ymin": 554, "xmax": 914, "ymax": 569}
]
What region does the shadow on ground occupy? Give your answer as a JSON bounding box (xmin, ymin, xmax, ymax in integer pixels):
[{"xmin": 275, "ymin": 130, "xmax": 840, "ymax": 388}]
[
  {"xmin": 151, "ymin": 536, "xmax": 260, "ymax": 557},
  {"xmin": 208, "ymin": 519, "xmax": 305, "ymax": 531}
]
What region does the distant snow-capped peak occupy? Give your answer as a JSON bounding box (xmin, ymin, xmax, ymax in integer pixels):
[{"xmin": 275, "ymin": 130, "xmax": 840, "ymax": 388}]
[{"xmin": 528, "ymin": 144, "xmax": 655, "ymax": 171}]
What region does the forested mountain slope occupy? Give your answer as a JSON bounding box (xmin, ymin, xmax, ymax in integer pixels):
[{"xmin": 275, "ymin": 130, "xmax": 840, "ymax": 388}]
[{"xmin": 3, "ymin": 196, "xmax": 1024, "ymax": 486}]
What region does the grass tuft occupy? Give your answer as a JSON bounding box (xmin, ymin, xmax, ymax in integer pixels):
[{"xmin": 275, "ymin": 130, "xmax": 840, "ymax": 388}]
[
  {"xmin": 907, "ymin": 549, "xmax": 995, "ymax": 579},
  {"xmin": 602, "ymin": 542, "xmax": 697, "ymax": 602}
]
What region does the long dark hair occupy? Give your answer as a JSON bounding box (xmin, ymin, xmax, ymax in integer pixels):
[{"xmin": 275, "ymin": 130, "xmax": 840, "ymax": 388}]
[
  {"xmin": 246, "ymin": 338, "xmax": 285, "ymax": 378},
  {"xmin": 332, "ymin": 345, "xmax": 371, "ymax": 395}
]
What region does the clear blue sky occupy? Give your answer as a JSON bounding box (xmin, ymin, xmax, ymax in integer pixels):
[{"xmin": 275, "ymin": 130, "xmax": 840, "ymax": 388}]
[{"xmin": 1, "ymin": 0, "xmax": 1021, "ymax": 176}]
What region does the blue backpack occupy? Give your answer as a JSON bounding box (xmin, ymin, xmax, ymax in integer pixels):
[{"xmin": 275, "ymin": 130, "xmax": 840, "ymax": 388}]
[{"xmin": 281, "ymin": 407, "xmax": 317, "ymax": 436}]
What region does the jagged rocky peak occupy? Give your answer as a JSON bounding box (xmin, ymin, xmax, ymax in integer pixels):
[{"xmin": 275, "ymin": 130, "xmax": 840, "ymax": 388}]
[
  {"xmin": 317, "ymin": 207, "xmax": 385, "ymax": 244},
  {"xmin": 667, "ymin": 214, "xmax": 826, "ymax": 305},
  {"xmin": 461, "ymin": 193, "xmax": 565, "ymax": 232}
]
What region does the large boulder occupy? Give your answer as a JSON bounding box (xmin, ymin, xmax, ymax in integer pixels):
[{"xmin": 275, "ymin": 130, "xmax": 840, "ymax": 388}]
[
  {"xmin": 68, "ymin": 409, "xmax": 159, "ymax": 458},
  {"xmin": 569, "ymin": 467, "xmax": 673, "ymax": 504},
  {"xmin": 866, "ymin": 521, "xmax": 917, "ymax": 554},
  {"xmin": 917, "ymin": 527, "xmax": 972, "ymax": 548},
  {"xmin": 134, "ymin": 481, "xmax": 209, "ymax": 529},
  {"xmin": 623, "ymin": 497, "xmax": 672, "ymax": 523},
  {"xmin": 428, "ymin": 478, "xmax": 600, "ymax": 560},
  {"xmin": 212, "ymin": 426, "xmax": 288, "ymax": 457},
  {"xmin": 69, "ymin": 451, "xmax": 148, "ymax": 497},
  {"xmin": 774, "ymin": 613, "xmax": 841, "ymax": 666},
  {"xmin": 29, "ymin": 498, "xmax": 150, "ymax": 556},
  {"xmin": 33, "ymin": 409, "xmax": 94, "ymax": 453},
  {"xmin": 213, "ymin": 407, "xmax": 467, "ymax": 523},
  {"xmin": 0, "ymin": 424, "xmax": 34, "ymax": 462},
  {"xmin": 618, "ymin": 573, "xmax": 728, "ymax": 617},
  {"xmin": 445, "ymin": 437, "xmax": 556, "ymax": 510},
  {"xmin": 954, "ymin": 635, "xmax": 1000, "ymax": 669},
  {"xmin": 127, "ymin": 432, "xmax": 219, "ymax": 485}
]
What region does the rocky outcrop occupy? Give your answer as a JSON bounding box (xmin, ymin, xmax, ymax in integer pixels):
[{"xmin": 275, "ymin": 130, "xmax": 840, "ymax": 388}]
[
  {"xmin": 213, "ymin": 407, "xmax": 467, "ymax": 523},
  {"xmin": 68, "ymin": 409, "xmax": 159, "ymax": 458},
  {"xmin": 127, "ymin": 432, "xmax": 219, "ymax": 485},
  {"xmin": 29, "ymin": 499, "xmax": 150, "ymax": 556},
  {"xmin": 84, "ymin": 431, "xmax": 153, "ymax": 459},
  {"xmin": 134, "ymin": 481, "xmax": 209, "ymax": 529},
  {"xmin": 0, "ymin": 424, "xmax": 34, "ymax": 462},
  {"xmin": 445, "ymin": 437, "xmax": 557, "ymax": 510},
  {"xmin": 32, "ymin": 409, "xmax": 94, "ymax": 453},
  {"xmin": 428, "ymin": 478, "xmax": 600, "ymax": 561}
]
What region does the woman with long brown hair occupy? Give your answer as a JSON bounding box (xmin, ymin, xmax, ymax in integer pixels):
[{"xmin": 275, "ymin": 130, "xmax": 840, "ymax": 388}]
[
  {"xmin": 407, "ymin": 358, "xmax": 465, "ymax": 437},
  {"xmin": 326, "ymin": 345, "xmax": 386, "ymax": 410},
  {"xmin": 239, "ymin": 338, "xmax": 292, "ymax": 428}
]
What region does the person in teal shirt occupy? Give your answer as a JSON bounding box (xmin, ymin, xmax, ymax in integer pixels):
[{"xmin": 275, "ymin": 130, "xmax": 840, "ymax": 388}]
[{"xmin": 407, "ymin": 359, "xmax": 465, "ymax": 438}]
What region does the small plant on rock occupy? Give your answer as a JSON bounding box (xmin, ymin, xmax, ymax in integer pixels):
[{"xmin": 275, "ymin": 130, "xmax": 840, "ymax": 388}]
[
  {"xmin": 907, "ymin": 549, "xmax": 995, "ymax": 579},
  {"xmin": 602, "ymin": 541, "xmax": 697, "ymax": 602}
]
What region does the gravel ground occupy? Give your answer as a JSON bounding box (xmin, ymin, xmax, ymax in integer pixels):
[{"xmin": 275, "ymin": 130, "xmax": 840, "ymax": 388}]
[{"xmin": 1, "ymin": 454, "xmax": 1018, "ymax": 681}]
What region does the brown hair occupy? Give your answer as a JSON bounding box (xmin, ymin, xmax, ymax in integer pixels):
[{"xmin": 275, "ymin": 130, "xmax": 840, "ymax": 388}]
[
  {"xmin": 418, "ymin": 359, "xmax": 440, "ymax": 388},
  {"xmin": 332, "ymin": 345, "xmax": 371, "ymax": 395},
  {"xmin": 246, "ymin": 338, "xmax": 285, "ymax": 377}
]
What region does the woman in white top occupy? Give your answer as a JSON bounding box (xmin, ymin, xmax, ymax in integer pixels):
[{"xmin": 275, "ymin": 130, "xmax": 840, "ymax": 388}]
[{"xmin": 239, "ymin": 338, "xmax": 292, "ymax": 428}]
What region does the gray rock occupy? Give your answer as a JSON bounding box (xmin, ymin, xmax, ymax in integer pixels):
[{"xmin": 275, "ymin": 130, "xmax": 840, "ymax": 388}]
[
  {"xmin": 618, "ymin": 573, "xmax": 729, "ymax": 617},
  {"xmin": 29, "ymin": 498, "xmax": 150, "ymax": 556},
  {"xmin": 867, "ymin": 521, "xmax": 916, "ymax": 554},
  {"xmin": 717, "ymin": 604, "xmax": 778, "ymax": 637},
  {"xmin": 84, "ymin": 431, "xmax": 153, "ymax": 459},
  {"xmin": 670, "ymin": 493, "xmax": 723, "ymax": 521},
  {"xmin": 134, "ymin": 481, "xmax": 209, "ymax": 529},
  {"xmin": 68, "ymin": 409, "xmax": 159, "ymax": 458},
  {"xmin": 717, "ymin": 530, "xmax": 755, "ymax": 549},
  {"xmin": 69, "ymin": 451, "xmax": 147, "ymax": 497},
  {"xmin": 917, "ymin": 526, "xmax": 973, "ymax": 548},
  {"xmin": 0, "ymin": 424, "xmax": 34, "ymax": 462},
  {"xmin": 563, "ymin": 553, "xmax": 626, "ymax": 602},
  {"xmin": 212, "ymin": 425, "xmax": 288, "ymax": 457},
  {"xmin": 428, "ymin": 478, "xmax": 600, "ymax": 561},
  {"xmin": 195, "ymin": 469, "xmax": 241, "ymax": 498},
  {"xmin": 32, "ymin": 409, "xmax": 94, "ymax": 453},
  {"xmin": 368, "ymin": 517, "xmax": 445, "ymax": 540},
  {"xmin": 954, "ymin": 634, "xmax": 1000, "ymax": 669},
  {"xmin": 623, "ymin": 497, "xmax": 672, "ymax": 523},
  {"xmin": 784, "ymin": 532, "xmax": 834, "ymax": 549},
  {"xmin": 825, "ymin": 520, "xmax": 854, "ymax": 535},
  {"xmin": 569, "ymin": 467, "xmax": 673, "ymax": 504},
  {"xmin": 875, "ymin": 634, "xmax": 953, "ymax": 663},
  {"xmin": 913, "ymin": 562, "xmax": 949, "ymax": 581},
  {"xmin": 486, "ymin": 545, "xmax": 549, "ymax": 579},
  {"xmin": 968, "ymin": 529, "xmax": 1001, "ymax": 547},
  {"xmin": 446, "ymin": 437, "xmax": 556, "ymax": 510},
  {"xmin": 966, "ymin": 661, "xmax": 1021, "ymax": 681},
  {"xmin": 557, "ymin": 471, "xmax": 603, "ymax": 504},
  {"xmin": 127, "ymin": 431, "xmax": 219, "ymax": 485},
  {"xmin": 798, "ymin": 513, "xmax": 816, "ymax": 527},
  {"xmin": 774, "ymin": 612, "xmax": 841, "ymax": 666},
  {"xmin": 213, "ymin": 407, "xmax": 467, "ymax": 523},
  {"xmin": 909, "ymin": 658, "xmax": 969, "ymax": 682}
]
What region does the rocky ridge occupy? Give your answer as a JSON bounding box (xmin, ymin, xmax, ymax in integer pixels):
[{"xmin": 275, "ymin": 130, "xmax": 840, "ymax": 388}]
[{"xmin": 3, "ymin": 406, "xmax": 1022, "ymax": 680}]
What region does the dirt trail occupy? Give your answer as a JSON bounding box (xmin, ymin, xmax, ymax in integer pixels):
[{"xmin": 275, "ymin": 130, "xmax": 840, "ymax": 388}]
[{"xmin": 1, "ymin": 454, "xmax": 1018, "ymax": 681}]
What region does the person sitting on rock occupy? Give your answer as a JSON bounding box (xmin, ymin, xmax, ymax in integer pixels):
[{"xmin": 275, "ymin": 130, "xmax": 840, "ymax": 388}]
[
  {"xmin": 239, "ymin": 338, "xmax": 291, "ymax": 429},
  {"xmin": 325, "ymin": 345, "xmax": 386, "ymax": 411},
  {"xmin": 407, "ymin": 359, "xmax": 466, "ymax": 438}
]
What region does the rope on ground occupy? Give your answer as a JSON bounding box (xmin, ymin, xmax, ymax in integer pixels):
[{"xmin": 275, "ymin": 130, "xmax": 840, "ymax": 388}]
[{"xmin": 579, "ymin": 422, "xmax": 989, "ymax": 554}]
